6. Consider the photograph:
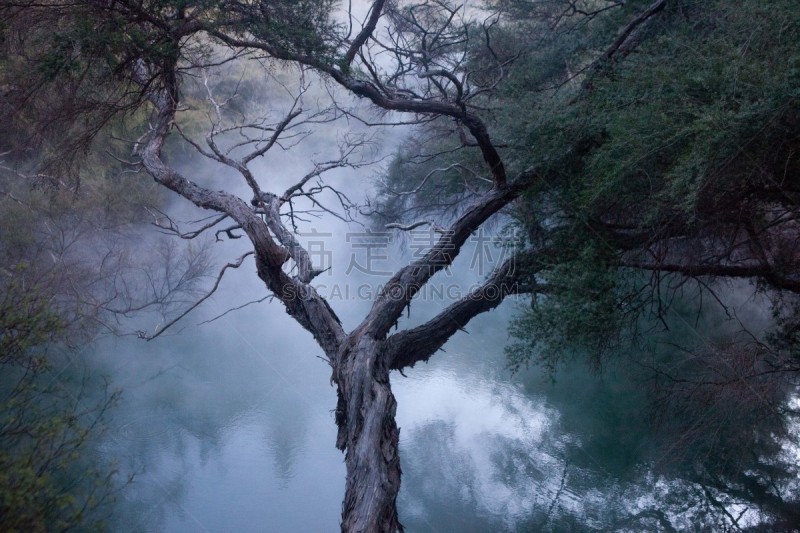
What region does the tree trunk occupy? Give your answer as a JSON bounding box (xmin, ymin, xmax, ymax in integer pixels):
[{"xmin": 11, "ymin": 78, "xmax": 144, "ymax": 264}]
[{"xmin": 334, "ymin": 335, "xmax": 403, "ymax": 533}]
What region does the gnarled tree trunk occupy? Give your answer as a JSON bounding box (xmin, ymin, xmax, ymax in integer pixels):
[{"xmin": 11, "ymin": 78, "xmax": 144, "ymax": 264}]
[{"xmin": 334, "ymin": 335, "xmax": 403, "ymax": 532}]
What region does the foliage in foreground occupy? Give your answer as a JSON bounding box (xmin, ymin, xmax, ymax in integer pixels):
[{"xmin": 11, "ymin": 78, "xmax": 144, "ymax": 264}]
[{"xmin": 0, "ymin": 267, "xmax": 119, "ymax": 530}]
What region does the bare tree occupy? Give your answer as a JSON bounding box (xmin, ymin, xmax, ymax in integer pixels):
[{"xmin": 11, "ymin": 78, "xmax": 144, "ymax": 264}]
[{"xmin": 109, "ymin": 5, "xmax": 534, "ymax": 530}]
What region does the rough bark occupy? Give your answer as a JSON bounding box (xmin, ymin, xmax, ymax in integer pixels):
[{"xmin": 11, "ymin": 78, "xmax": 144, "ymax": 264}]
[
  {"xmin": 387, "ymin": 254, "xmax": 532, "ymax": 370},
  {"xmin": 133, "ymin": 49, "xmax": 528, "ymax": 531},
  {"xmin": 335, "ymin": 335, "xmax": 403, "ymax": 532}
]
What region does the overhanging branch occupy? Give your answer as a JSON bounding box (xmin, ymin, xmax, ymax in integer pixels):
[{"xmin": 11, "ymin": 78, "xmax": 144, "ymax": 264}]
[
  {"xmin": 357, "ymin": 169, "xmax": 537, "ymax": 340},
  {"xmin": 132, "ymin": 54, "xmax": 346, "ymax": 354},
  {"xmin": 386, "ymin": 251, "xmax": 546, "ymax": 370}
]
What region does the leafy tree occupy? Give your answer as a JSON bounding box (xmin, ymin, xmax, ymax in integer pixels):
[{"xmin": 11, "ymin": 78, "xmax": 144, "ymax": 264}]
[
  {"xmin": 0, "ymin": 144, "xmax": 216, "ymax": 529},
  {"xmin": 0, "ymin": 20, "xmax": 218, "ymax": 523},
  {"xmin": 362, "ymin": 0, "xmax": 800, "ymax": 528},
  {"xmin": 490, "ymin": 0, "xmax": 800, "ymax": 355},
  {"xmin": 485, "ymin": 1, "xmax": 800, "ymax": 527}
]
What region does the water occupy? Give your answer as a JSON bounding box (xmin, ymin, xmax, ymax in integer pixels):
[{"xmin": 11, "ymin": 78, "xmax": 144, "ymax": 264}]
[
  {"xmin": 76, "ymin": 61, "xmax": 797, "ymax": 532},
  {"xmin": 84, "ymin": 250, "xmax": 800, "ymax": 531},
  {"xmin": 91, "ymin": 293, "xmax": 548, "ymax": 529},
  {"xmin": 82, "ymin": 227, "xmax": 605, "ymax": 531},
  {"xmin": 77, "ymin": 66, "xmax": 586, "ymax": 529}
]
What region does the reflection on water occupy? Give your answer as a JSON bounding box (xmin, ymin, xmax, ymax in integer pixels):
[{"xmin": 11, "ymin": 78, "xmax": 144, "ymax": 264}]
[
  {"xmin": 396, "ymin": 364, "xmax": 568, "ymax": 532},
  {"xmin": 92, "ymin": 280, "xmax": 620, "ymax": 533},
  {"xmin": 82, "ymin": 198, "xmax": 613, "ymax": 531},
  {"xmin": 92, "ymin": 279, "xmax": 602, "ymax": 531},
  {"xmin": 81, "ymin": 221, "xmax": 797, "ymax": 531},
  {"xmin": 90, "ymin": 290, "xmax": 799, "ymax": 531}
]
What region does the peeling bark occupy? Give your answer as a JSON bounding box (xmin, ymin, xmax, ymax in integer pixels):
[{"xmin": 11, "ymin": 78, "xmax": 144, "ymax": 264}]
[
  {"xmin": 134, "ymin": 53, "xmax": 525, "ymax": 530},
  {"xmin": 335, "ymin": 335, "xmax": 403, "ymax": 533}
]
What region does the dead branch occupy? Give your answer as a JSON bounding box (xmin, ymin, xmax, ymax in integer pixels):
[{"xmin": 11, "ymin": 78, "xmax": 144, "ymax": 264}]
[
  {"xmin": 385, "ymin": 220, "xmax": 442, "ymax": 232},
  {"xmin": 139, "ymin": 251, "xmax": 254, "ymax": 340},
  {"xmin": 209, "ymin": 1, "xmax": 511, "ymax": 188},
  {"xmin": 146, "ymin": 207, "xmax": 230, "ymax": 240},
  {"xmin": 132, "ymin": 54, "xmax": 346, "ymax": 355},
  {"xmin": 196, "ymin": 294, "xmax": 273, "ymax": 325}
]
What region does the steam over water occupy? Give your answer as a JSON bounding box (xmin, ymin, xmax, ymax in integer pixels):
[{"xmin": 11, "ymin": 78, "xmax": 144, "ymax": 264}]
[
  {"xmin": 90, "ymin": 203, "xmax": 571, "ymax": 530},
  {"xmin": 83, "ymin": 68, "xmax": 572, "ymax": 529}
]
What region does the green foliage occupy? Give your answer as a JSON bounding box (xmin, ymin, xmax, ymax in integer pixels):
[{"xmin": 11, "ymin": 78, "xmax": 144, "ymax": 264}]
[
  {"xmin": 491, "ymin": 0, "xmax": 800, "ymax": 368},
  {"xmin": 507, "ymin": 241, "xmax": 628, "ymax": 372},
  {"xmin": 373, "ymin": 132, "xmax": 492, "ymax": 226},
  {"xmin": 419, "ymin": 4, "xmax": 800, "ymax": 522},
  {"xmin": 0, "ymin": 43, "xmax": 186, "ymax": 529},
  {"xmin": 0, "ymin": 131, "xmax": 171, "ymax": 528},
  {"xmin": 578, "ymin": 0, "xmax": 800, "ymax": 226},
  {"xmin": 0, "ymin": 272, "xmax": 121, "ymax": 531},
  {"xmin": 0, "ymin": 0, "xmax": 212, "ymax": 178},
  {"xmin": 221, "ymin": 0, "xmax": 339, "ymax": 60}
]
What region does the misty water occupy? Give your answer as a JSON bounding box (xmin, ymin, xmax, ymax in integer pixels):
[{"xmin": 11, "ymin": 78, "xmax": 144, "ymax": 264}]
[
  {"xmin": 85, "ymin": 230, "xmax": 770, "ymax": 531},
  {"xmin": 80, "ymin": 191, "xmax": 796, "ymax": 530},
  {"xmin": 82, "ymin": 64, "xmax": 593, "ymax": 532},
  {"xmin": 87, "ymin": 231, "xmax": 587, "ymax": 531}
]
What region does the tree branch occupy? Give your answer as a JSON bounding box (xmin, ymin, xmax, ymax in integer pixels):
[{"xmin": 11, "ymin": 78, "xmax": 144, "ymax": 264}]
[
  {"xmin": 132, "ymin": 55, "xmax": 346, "ymax": 354},
  {"xmin": 356, "ymin": 170, "xmax": 538, "ymax": 340},
  {"xmin": 343, "ymin": 0, "xmax": 387, "ymax": 67},
  {"xmin": 139, "ymin": 251, "xmax": 254, "ymax": 340},
  {"xmin": 207, "ymin": 8, "xmax": 509, "ymax": 187},
  {"xmin": 386, "ymin": 251, "xmax": 546, "ymax": 370},
  {"xmin": 601, "ymin": 0, "xmax": 667, "ymax": 63},
  {"xmin": 620, "ymin": 257, "xmax": 800, "ymax": 293}
]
